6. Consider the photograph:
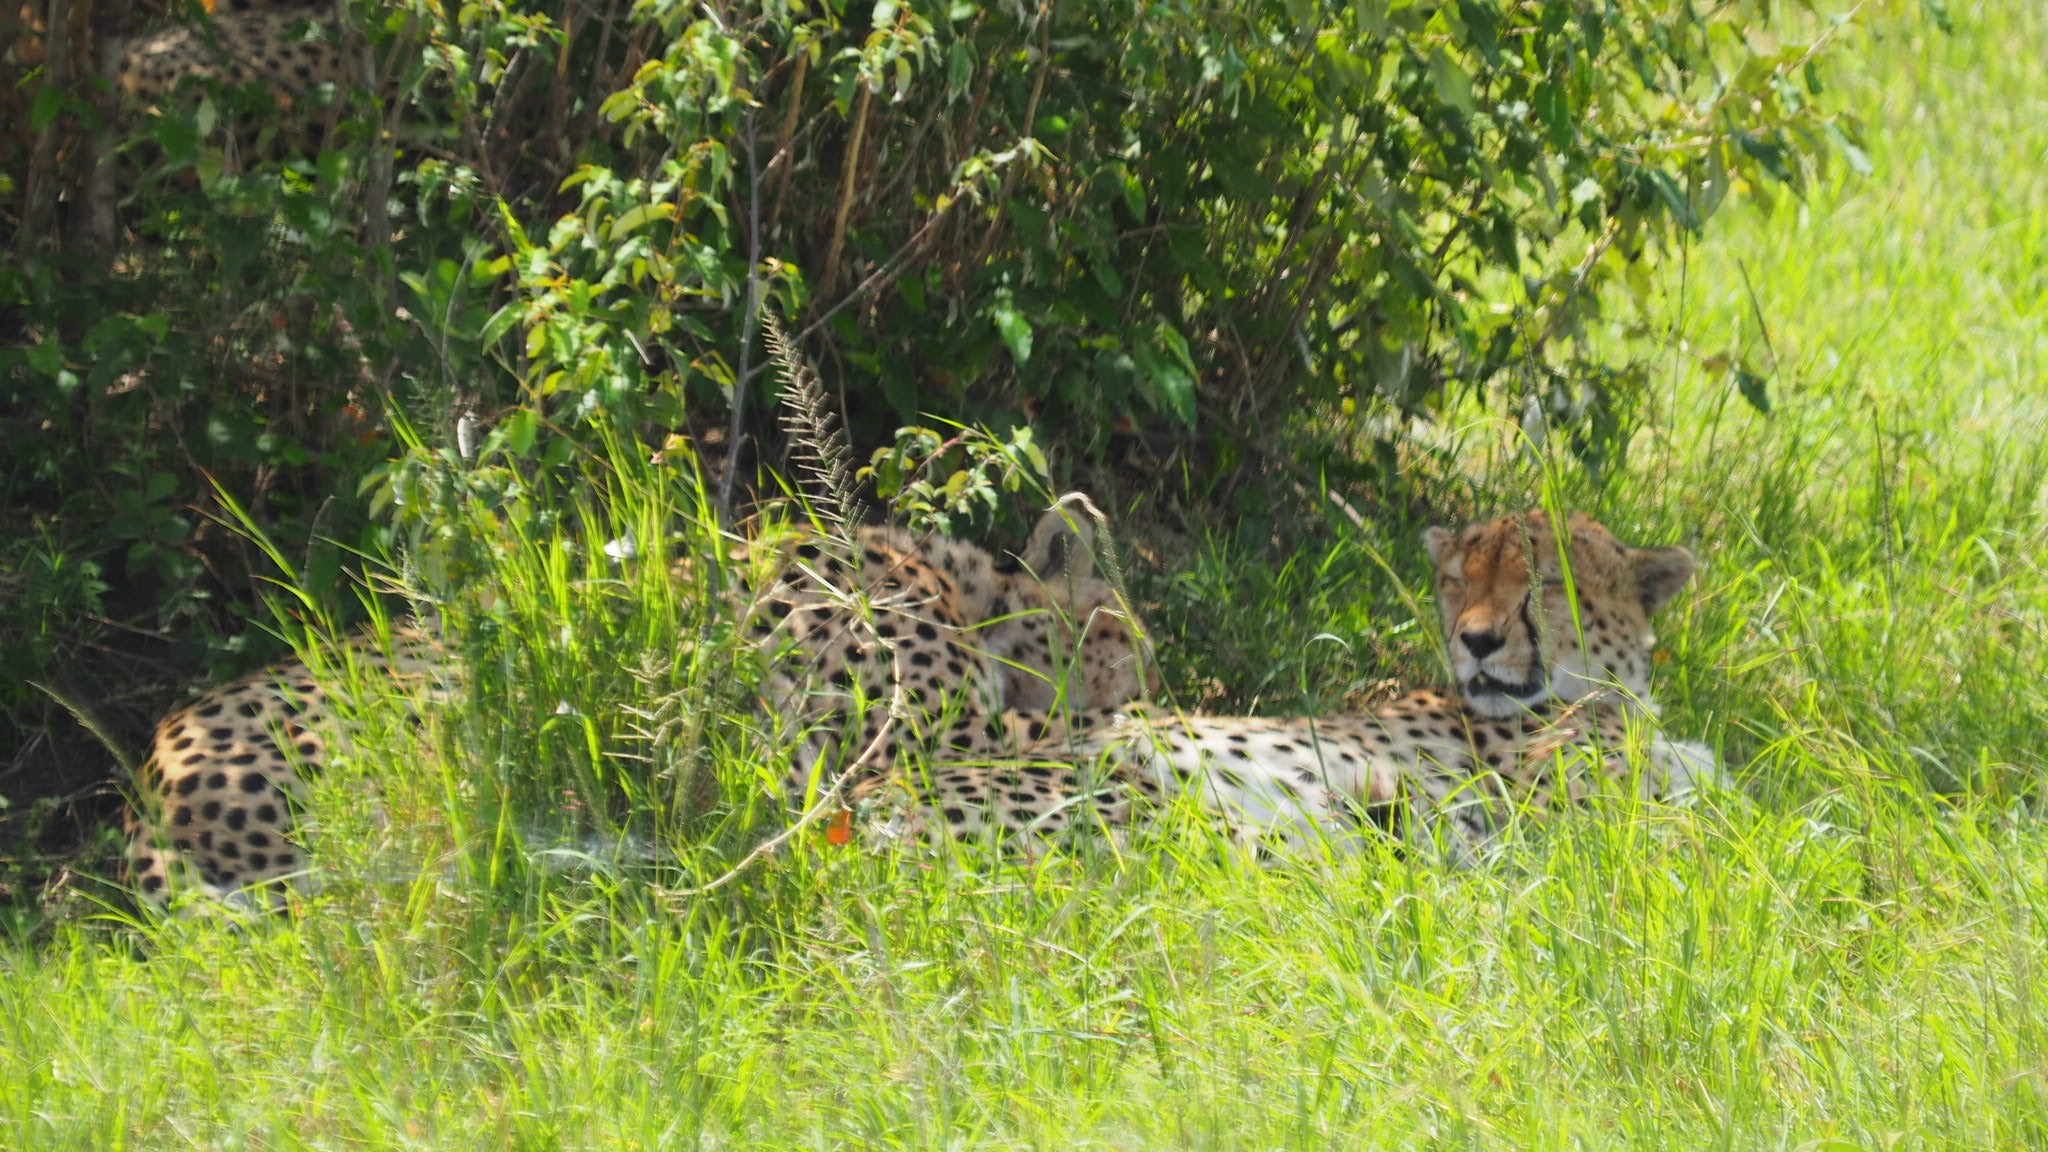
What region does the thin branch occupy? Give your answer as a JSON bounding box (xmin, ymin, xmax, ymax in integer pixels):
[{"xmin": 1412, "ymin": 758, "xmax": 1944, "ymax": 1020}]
[
  {"xmin": 361, "ymin": 12, "xmax": 407, "ymax": 289},
  {"xmin": 818, "ymin": 79, "xmax": 873, "ymax": 297},
  {"xmin": 729, "ymin": 189, "xmax": 964, "ymax": 395},
  {"xmin": 719, "ymin": 105, "xmax": 765, "ymax": 525},
  {"xmin": 24, "ymin": 0, "xmax": 73, "ymax": 257},
  {"xmin": 791, "ymin": 191, "xmax": 961, "ymax": 347},
  {"xmin": 766, "ymin": 49, "xmax": 808, "ymax": 231},
  {"xmin": 970, "ymin": 0, "xmax": 1052, "ymax": 267}
]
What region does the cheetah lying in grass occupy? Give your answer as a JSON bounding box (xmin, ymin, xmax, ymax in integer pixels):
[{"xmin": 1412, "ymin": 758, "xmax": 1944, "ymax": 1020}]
[
  {"xmin": 863, "ymin": 510, "xmax": 1720, "ymax": 861},
  {"xmin": 121, "ymin": 508, "xmax": 1154, "ymax": 903}
]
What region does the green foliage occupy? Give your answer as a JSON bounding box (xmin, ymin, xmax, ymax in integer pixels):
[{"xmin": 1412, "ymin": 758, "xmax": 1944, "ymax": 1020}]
[
  {"xmin": 6, "ymin": 12, "xmax": 2048, "ymax": 1148},
  {"xmin": 864, "ymin": 421, "xmax": 1051, "ymax": 535},
  {"xmin": 0, "ymin": 0, "xmax": 628, "ymax": 813},
  {"xmin": 479, "ymin": 0, "xmax": 1868, "ymax": 464},
  {"xmin": 0, "ymin": 0, "xmax": 1870, "ymax": 832}
]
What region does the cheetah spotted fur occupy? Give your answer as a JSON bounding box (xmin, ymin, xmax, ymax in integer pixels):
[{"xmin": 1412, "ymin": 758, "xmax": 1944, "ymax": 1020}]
[
  {"xmin": 864, "ymin": 510, "xmax": 1720, "ymax": 861},
  {"xmin": 122, "ymin": 507, "xmax": 1154, "ymax": 903}
]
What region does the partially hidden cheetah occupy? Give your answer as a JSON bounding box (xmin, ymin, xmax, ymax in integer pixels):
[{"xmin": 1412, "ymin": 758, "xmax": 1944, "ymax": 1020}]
[
  {"xmin": 113, "ymin": 1, "xmax": 360, "ymax": 109},
  {"xmin": 863, "ymin": 509, "xmax": 1720, "ymax": 862},
  {"xmin": 121, "ymin": 506, "xmax": 1155, "ymax": 903},
  {"xmin": 742, "ymin": 506, "xmax": 1157, "ymax": 802}
]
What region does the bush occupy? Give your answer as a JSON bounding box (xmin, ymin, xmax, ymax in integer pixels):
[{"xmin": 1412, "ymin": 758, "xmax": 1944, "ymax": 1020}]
[
  {"xmin": 0, "ymin": 0, "xmax": 1868, "ymax": 845},
  {"xmin": 485, "ymin": 0, "xmax": 1864, "ymax": 465}
]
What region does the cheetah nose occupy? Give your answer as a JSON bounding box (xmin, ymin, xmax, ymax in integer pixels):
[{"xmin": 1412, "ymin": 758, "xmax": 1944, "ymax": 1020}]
[{"xmin": 1460, "ymin": 628, "xmax": 1506, "ymax": 659}]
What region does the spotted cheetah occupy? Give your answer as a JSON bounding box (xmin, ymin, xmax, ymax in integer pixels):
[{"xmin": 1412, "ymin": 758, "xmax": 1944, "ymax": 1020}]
[
  {"xmin": 744, "ymin": 507, "xmax": 1156, "ymax": 803},
  {"xmin": 99, "ymin": 0, "xmax": 368, "ymax": 183},
  {"xmin": 113, "ymin": 1, "xmax": 359, "ymax": 110},
  {"xmin": 864, "ymin": 509, "xmax": 1719, "ymax": 861},
  {"xmin": 121, "ymin": 506, "xmax": 1155, "ymax": 902}
]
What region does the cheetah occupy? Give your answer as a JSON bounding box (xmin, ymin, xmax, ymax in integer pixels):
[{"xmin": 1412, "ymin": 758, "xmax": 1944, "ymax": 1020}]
[
  {"xmin": 113, "ymin": 1, "xmax": 360, "ymax": 110},
  {"xmin": 743, "ymin": 506, "xmax": 1157, "ymax": 803},
  {"xmin": 121, "ymin": 506, "xmax": 1155, "ymax": 903},
  {"xmin": 863, "ymin": 509, "xmax": 1720, "ymax": 862},
  {"xmin": 102, "ymin": 0, "xmax": 368, "ymax": 180}
]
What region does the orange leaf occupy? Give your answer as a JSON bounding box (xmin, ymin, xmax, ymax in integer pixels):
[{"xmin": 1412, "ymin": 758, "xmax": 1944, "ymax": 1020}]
[{"xmin": 825, "ymin": 809, "xmax": 853, "ymax": 846}]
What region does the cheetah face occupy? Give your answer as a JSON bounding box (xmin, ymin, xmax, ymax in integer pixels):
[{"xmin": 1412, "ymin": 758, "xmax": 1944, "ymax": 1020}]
[
  {"xmin": 1423, "ymin": 510, "xmax": 1697, "ymax": 719},
  {"xmin": 977, "ymin": 506, "xmax": 1158, "ymax": 714}
]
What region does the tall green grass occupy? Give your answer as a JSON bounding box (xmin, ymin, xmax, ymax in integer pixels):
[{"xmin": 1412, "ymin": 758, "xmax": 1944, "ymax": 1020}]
[{"xmin": 6, "ymin": 2, "xmax": 2048, "ymax": 1147}]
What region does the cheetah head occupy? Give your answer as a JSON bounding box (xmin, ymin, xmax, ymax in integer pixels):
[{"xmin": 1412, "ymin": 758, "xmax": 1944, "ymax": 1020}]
[
  {"xmin": 1423, "ymin": 509, "xmax": 1697, "ymax": 719},
  {"xmin": 976, "ymin": 505, "xmax": 1158, "ymax": 714}
]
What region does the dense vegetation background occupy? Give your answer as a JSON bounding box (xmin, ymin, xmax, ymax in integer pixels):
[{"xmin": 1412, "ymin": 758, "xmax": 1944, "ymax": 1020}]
[
  {"xmin": 8, "ymin": 0, "xmax": 2048, "ymax": 1145},
  {"xmin": 5, "ymin": 0, "xmax": 1856, "ymax": 854}
]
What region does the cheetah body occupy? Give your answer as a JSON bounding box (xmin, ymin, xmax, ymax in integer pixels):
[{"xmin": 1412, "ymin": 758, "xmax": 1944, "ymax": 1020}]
[
  {"xmin": 114, "ymin": 1, "xmax": 358, "ymax": 108},
  {"xmin": 123, "ymin": 508, "xmax": 1153, "ymax": 901},
  {"xmin": 873, "ymin": 510, "xmax": 1719, "ymax": 860},
  {"xmin": 745, "ymin": 510, "xmax": 1154, "ymax": 802}
]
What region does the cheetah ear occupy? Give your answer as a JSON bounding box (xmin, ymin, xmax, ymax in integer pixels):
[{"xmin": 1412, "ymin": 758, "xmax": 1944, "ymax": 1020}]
[
  {"xmin": 1422, "ymin": 526, "xmax": 1456, "ymax": 566},
  {"xmin": 1632, "ymin": 545, "xmax": 1697, "ymax": 614},
  {"xmin": 1022, "ymin": 505, "xmax": 1097, "ymax": 582}
]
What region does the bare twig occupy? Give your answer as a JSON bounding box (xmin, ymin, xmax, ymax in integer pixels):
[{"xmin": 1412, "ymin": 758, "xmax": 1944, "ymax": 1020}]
[
  {"xmin": 818, "ymin": 78, "xmax": 873, "ymax": 297},
  {"xmin": 791, "ymin": 192, "xmax": 961, "ymax": 347},
  {"xmin": 24, "ymin": 0, "xmax": 73, "ymax": 257},
  {"xmin": 970, "ymin": 0, "xmax": 1052, "ymax": 267},
  {"xmin": 362, "ymin": 12, "xmax": 407, "ymax": 286},
  {"xmin": 766, "ymin": 49, "xmax": 807, "ymax": 230},
  {"xmin": 566, "ymin": 0, "xmax": 624, "ymax": 147},
  {"xmin": 1524, "ymin": 216, "xmax": 1622, "ymax": 360},
  {"xmin": 729, "ymin": 189, "xmax": 963, "ymax": 395},
  {"xmin": 83, "ymin": 4, "xmax": 122, "ymax": 259},
  {"xmin": 719, "ymin": 105, "xmax": 765, "ymax": 525}
]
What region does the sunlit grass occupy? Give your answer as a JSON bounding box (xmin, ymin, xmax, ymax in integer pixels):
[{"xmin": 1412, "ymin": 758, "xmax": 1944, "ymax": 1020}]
[{"xmin": 6, "ymin": 1, "xmax": 2048, "ymax": 1148}]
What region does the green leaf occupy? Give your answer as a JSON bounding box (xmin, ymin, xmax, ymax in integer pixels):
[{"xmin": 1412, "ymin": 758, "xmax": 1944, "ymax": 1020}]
[
  {"xmin": 1535, "ymin": 81, "xmax": 1572, "ymax": 149},
  {"xmin": 609, "ymin": 201, "xmax": 675, "ymax": 239},
  {"xmin": 1649, "ymin": 171, "xmax": 1697, "ymax": 230},
  {"xmin": 991, "ymin": 299, "xmax": 1033, "ymax": 365},
  {"xmin": 1137, "ymin": 323, "xmax": 1198, "ymax": 428},
  {"xmin": 1732, "ymin": 365, "xmax": 1771, "ymax": 414},
  {"xmin": 1456, "ymin": 0, "xmax": 1501, "ymax": 63},
  {"xmin": 1738, "ymin": 132, "xmax": 1795, "ymax": 185},
  {"xmin": 947, "ymin": 39, "xmax": 975, "ymax": 98},
  {"xmin": 480, "ymin": 302, "xmax": 523, "ymax": 348},
  {"xmin": 1828, "ymin": 124, "xmax": 1874, "ymax": 177},
  {"xmin": 1428, "ymin": 50, "xmax": 1475, "ymax": 116},
  {"xmin": 29, "ymin": 84, "xmax": 64, "ymax": 132},
  {"xmin": 499, "ymin": 409, "xmax": 539, "ymax": 457}
]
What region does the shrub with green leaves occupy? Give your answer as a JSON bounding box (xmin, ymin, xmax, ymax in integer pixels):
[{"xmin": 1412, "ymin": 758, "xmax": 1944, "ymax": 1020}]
[
  {"xmin": 487, "ymin": 0, "xmax": 1864, "ymax": 471},
  {"xmin": 1, "ymin": 0, "xmax": 1867, "ymax": 842}
]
